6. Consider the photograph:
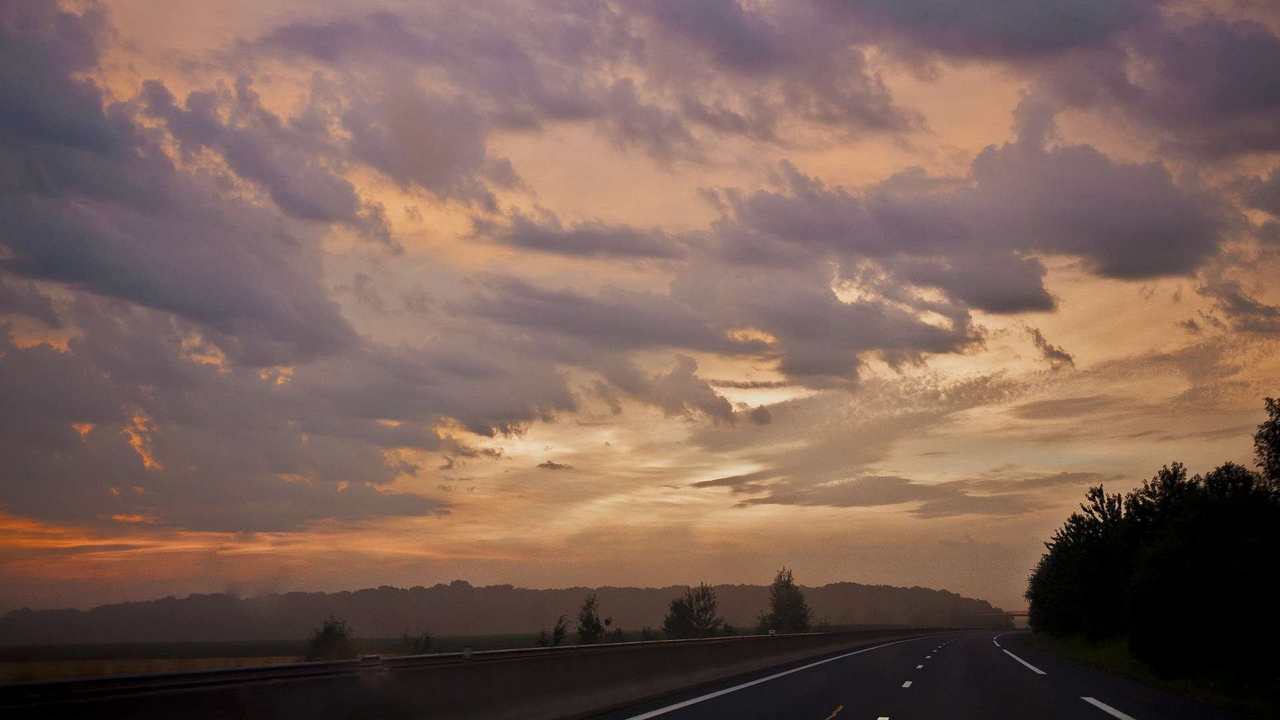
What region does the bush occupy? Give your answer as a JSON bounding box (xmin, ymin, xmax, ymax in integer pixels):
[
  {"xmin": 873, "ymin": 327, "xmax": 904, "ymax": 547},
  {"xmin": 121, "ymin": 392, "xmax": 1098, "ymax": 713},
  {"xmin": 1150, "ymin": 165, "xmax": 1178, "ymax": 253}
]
[
  {"xmin": 663, "ymin": 582, "xmax": 724, "ymax": 639},
  {"xmin": 536, "ymin": 615, "xmax": 569, "ymax": 646},
  {"xmin": 305, "ymin": 616, "xmax": 356, "ymax": 661},
  {"xmin": 400, "ymin": 630, "xmax": 432, "ymax": 655}
]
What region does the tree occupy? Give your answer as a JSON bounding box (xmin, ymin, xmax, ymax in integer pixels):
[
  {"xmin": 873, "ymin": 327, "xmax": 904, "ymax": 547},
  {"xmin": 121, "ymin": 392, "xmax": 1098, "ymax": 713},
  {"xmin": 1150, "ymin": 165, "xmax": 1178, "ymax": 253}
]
[
  {"xmin": 576, "ymin": 593, "xmax": 612, "ymax": 644},
  {"xmin": 305, "ymin": 616, "xmax": 356, "ymax": 661},
  {"xmin": 400, "ymin": 630, "xmax": 432, "ymax": 654},
  {"xmin": 1255, "ymin": 397, "xmax": 1280, "ymax": 486},
  {"xmin": 536, "ymin": 615, "xmax": 569, "ymax": 646},
  {"xmin": 757, "ymin": 567, "xmax": 811, "ymax": 634},
  {"xmin": 1025, "ymin": 401, "xmax": 1280, "ymax": 681},
  {"xmin": 1025, "ymin": 485, "xmax": 1128, "ymax": 639},
  {"xmin": 663, "ymin": 582, "xmax": 724, "ymax": 638}
]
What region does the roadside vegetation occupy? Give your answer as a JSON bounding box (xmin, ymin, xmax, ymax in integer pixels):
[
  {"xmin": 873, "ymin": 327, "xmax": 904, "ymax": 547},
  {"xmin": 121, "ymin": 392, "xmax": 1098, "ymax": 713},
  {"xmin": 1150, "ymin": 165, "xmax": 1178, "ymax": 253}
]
[
  {"xmin": 757, "ymin": 567, "xmax": 812, "ymax": 634},
  {"xmin": 304, "ymin": 617, "xmax": 357, "ymax": 661},
  {"xmin": 663, "ymin": 582, "xmax": 727, "ymax": 638},
  {"xmin": 1026, "ymin": 396, "xmax": 1280, "ymax": 713}
]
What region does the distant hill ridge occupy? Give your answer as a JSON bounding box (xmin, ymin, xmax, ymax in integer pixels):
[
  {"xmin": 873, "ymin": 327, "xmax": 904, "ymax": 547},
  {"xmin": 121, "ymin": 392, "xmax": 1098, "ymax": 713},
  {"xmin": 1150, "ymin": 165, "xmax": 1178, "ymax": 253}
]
[{"xmin": 0, "ymin": 581, "xmax": 1008, "ymax": 645}]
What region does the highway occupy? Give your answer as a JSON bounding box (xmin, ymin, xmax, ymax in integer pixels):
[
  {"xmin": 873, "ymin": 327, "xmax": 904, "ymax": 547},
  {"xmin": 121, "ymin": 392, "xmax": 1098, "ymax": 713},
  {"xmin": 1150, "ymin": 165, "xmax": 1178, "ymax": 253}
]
[{"xmin": 597, "ymin": 630, "xmax": 1231, "ymax": 720}]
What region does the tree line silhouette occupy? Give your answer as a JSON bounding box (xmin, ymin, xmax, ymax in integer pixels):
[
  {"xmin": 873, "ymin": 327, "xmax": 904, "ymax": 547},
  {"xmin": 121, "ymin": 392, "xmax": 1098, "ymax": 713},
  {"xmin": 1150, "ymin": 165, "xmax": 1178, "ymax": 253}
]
[{"xmin": 1027, "ymin": 397, "xmax": 1280, "ymax": 681}]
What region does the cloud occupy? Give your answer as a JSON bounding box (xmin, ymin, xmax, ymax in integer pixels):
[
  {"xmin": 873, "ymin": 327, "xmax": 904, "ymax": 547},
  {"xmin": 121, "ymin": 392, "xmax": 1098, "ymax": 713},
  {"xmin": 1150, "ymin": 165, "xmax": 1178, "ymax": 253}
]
[
  {"xmin": 0, "ymin": 275, "xmax": 61, "ymax": 327},
  {"xmin": 1025, "ymin": 327, "xmax": 1075, "ymax": 370},
  {"xmin": 1241, "ymin": 169, "xmax": 1280, "ymax": 217},
  {"xmin": 739, "ymin": 475, "xmax": 1033, "ymax": 518},
  {"xmin": 537, "ymin": 460, "xmax": 572, "ymax": 471},
  {"xmin": 465, "ymin": 277, "xmax": 762, "ymax": 357},
  {"xmin": 246, "ymin": 2, "xmax": 921, "ymax": 164},
  {"xmin": 0, "ymin": 2, "xmax": 356, "ymax": 367},
  {"xmin": 702, "ymin": 126, "xmax": 1227, "ymax": 322},
  {"xmin": 1200, "ymin": 281, "xmax": 1280, "ymax": 334},
  {"xmin": 1010, "ymin": 395, "xmax": 1119, "ymax": 419},
  {"xmin": 833, "ymin": 0, "xmax": 1160, "ymax": 62},
  {"xmin": 0, "ymin": 299, "xmax": 446, "ymax": 532},
  {"xmin": 138, "ymin": 78, "xmax": 395, "ymax": 248},
  {"xmin": 473, "ymin": 208, "xmax": 687, "ymax": 259},
  {"xmin": 1038, "ymin": 14, "xmax": 1280, "ymax": 157}
]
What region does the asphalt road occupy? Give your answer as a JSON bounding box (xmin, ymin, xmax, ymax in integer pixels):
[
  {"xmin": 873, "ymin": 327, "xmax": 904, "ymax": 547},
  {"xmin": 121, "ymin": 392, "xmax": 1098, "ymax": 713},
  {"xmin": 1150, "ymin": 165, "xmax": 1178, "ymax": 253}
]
[{"xmin": 596, "ymin": 630, "xmax": 1232, "ymax": 720}]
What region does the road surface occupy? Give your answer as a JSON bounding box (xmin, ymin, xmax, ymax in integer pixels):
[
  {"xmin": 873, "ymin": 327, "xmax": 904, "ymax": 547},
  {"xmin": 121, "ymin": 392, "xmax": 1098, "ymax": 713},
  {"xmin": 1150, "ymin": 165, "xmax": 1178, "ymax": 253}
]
[{"xmin": 597, "ymin": 630, "xmax": 1231, "ymax": 720}]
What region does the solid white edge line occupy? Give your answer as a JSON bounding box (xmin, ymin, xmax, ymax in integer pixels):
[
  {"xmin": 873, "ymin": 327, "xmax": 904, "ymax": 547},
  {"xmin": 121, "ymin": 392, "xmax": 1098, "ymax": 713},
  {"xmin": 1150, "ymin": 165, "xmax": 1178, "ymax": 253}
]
[
  {"xmin": 1081, "ymin": 696, "xmax": 1138, "ymax": 720},
  {"xmin": 1001, "ymin": 648, "xmax": 1047, "ymax": 675},
  {"xmin": 618, "ymin": 636, "xmax": 931, "ymax": 720}
]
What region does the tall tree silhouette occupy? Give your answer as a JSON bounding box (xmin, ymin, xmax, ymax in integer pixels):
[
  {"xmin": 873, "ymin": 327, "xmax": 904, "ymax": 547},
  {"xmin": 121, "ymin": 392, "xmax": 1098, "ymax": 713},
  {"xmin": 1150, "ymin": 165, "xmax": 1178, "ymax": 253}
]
[
  {"xmin": 1255, "ymin": 397, "xmax": 1280, "ymax": 485},
  {"xmin": 576, "ymin": 593, "xmax": 611, "ymax": 644},
  {"xmin": 758, "ymin": 567, "xmax": 811, "ymax": 633}
]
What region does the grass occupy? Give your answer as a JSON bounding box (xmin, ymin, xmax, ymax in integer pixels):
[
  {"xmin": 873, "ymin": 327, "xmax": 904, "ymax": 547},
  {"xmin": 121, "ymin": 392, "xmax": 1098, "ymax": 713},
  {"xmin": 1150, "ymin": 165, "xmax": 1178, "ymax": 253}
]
[{"xmin": 1027, "ymin": 633, "xmax": 1277, "ymax": 719}]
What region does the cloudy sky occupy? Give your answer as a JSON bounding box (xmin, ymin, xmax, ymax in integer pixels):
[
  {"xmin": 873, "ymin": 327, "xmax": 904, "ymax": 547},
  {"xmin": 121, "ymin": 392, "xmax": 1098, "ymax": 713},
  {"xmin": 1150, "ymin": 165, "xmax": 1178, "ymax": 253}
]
[{"xmin": 2, "ymin": 0, "xmax": 1279, "ymax": 613}]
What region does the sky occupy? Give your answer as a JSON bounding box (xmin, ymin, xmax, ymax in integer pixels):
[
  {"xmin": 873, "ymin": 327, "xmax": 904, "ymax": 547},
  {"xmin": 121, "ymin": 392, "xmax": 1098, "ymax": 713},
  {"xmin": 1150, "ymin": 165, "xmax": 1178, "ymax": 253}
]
[{"xmin": 2, "ymin": 0, "xmax": 1279, "ymax": 614}]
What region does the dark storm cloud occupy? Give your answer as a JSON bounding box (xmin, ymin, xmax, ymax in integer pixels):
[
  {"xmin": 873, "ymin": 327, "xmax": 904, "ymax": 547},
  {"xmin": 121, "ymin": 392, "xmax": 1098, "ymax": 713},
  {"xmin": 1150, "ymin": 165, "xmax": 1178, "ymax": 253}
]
[
  {"xmin": 247, "ymin": 1, "xmax": 918, "ymax": 162},
  {"xmin": 829, "ymin": 0, "xmax": 1160, "ymax": 61},
  {"xmin": 634, "ymin": 0, "xmax": 919, "ymax": 135},
  {"xmin": 1119, "ymin": 16, "xmax": 1280, "ymax": 157},
  {"xmin": 0, "ymin": 275, "xmax": 61, "ymax": 328},
  {"xmin": 0, "ymin": 0, "xmax": 113, "ymax": 152},
  {"xmin": 473, "ymin": 209, "xmax": 688, "ymax": 259},
  {"xmin": 0, "ymin": 299, "xmax": 444, "ymax": 532},
  {"xmin": 706, "ymin": 108, "xmax": 1229, "ymax": 306},
  {"xmin": 138, "ymin": 78, "xmax": 394, "ymax": 247},
  {"xmin": 1240, "ymin": 170, "xmax": 1280, "ymax": 217},
  {"xmin": 0, "ymin": 3, "xmax": 589, "ymax": 532},
  {"xmin": 0, "ymin": 288, "xmax": 583, "ymax": 531},
  {"xmin": 1034, "ymin": 15, "xmax": 1280, "ymax": 158},
  {"xmin": 465, "ymin": 277, "xmax": 762, "ymax": 356},
  {"xmin": 0, "ymin": 1, "xmax": 356, "ymax": 367}
]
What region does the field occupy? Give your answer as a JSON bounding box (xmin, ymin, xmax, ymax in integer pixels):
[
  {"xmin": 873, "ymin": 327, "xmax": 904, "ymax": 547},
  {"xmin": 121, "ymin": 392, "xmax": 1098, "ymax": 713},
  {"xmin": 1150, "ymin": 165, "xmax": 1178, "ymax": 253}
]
[{"xmin": 0, "ymin": 634, "xmax": 543, "ymax": 684}]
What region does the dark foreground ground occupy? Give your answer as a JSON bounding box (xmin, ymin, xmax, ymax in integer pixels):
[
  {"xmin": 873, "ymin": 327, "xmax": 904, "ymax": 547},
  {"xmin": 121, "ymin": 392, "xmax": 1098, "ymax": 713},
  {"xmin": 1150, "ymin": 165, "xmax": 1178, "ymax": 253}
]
[{"xmin": 596, "ymin": 630, "xmax": 1237, "ymax": 720}]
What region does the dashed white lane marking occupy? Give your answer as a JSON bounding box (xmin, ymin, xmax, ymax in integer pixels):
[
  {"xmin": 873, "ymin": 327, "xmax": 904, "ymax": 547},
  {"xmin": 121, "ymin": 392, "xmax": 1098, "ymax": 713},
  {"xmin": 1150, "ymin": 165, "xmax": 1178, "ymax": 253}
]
[
  {"xmin": 901, "ymin": 681, "xmax": 913, "ymax": 688},
  {"xmin": 618, "ymin": 635, "xmax": 931, "ymax": 719},
  {"xmin": 925, "ymin": 655, "xmax": 932, "ymax": 659},
  {"xmin": 876, "ymin": 717, "xmax": 890, "ymax": 720},
  {"xmin": 915, "ymin": 664, "xmax": 923, "ymax": 669},
  {"xmin": 1081, "ymin": 696, "xmax": 1138, "ymax": 720},
  {"xmin": 1001, "ymin": 648, "xmax": 1047, "ymax": 675}
]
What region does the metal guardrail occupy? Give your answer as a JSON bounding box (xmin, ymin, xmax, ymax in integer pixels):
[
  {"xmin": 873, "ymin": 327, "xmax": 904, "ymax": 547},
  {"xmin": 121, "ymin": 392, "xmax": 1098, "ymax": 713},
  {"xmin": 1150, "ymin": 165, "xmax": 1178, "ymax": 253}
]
[{"xmin": 0, "ymin": 628, "xmax": 943, "ymax": 708}]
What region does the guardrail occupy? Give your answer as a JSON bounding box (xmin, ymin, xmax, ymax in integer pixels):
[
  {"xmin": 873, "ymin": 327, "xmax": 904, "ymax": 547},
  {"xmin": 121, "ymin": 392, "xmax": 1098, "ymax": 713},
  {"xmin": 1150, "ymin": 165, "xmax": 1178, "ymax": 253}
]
[{"xmin": 1, "ymin": 627, "xmax": 955, "ymax": 719}]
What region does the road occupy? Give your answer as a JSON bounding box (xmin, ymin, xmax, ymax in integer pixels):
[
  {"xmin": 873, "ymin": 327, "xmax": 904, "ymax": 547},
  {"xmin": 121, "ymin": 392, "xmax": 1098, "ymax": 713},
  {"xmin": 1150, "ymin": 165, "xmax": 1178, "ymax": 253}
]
[{"xmin": 597, "ymin": 630, "xmax": 1232, "ymax": 720}]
